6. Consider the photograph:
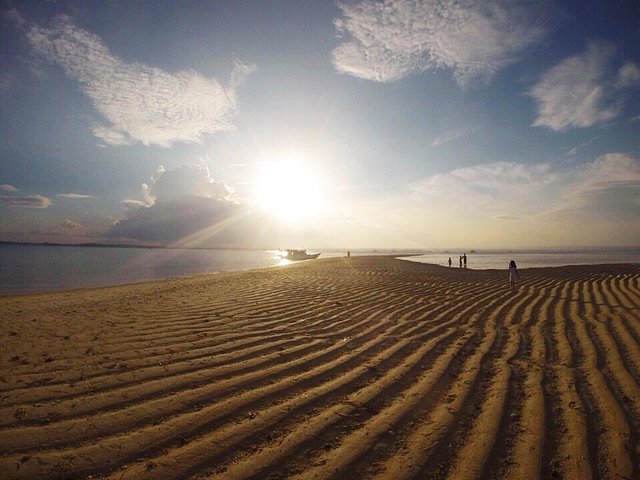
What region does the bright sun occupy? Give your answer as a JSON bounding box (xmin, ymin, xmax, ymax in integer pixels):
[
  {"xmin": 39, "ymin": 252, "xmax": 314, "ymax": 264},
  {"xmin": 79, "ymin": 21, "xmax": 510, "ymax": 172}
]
[{"xmin": 255, "ymin": 159, "xmax": 325, "ymax": 221}]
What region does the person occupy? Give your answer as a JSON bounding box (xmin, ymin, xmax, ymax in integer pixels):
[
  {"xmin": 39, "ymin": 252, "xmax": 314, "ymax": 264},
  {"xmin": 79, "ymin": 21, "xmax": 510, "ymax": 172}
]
[
  {"xmin": 347, "ymin": 250, "xmax": 351, "ymax": 258},
  {"xmin": 459, "ymin": 255, "xmax": 463, "ymax": 268},
  {"xmin": 463, "ymin": 253, "xmax": 467, "ymax": 268},
  {"xmin": 508, "ymin": 260, "xmax": 519, "ymax": 290},
  {"xmin": 448, "ymin": 257, "xmax": 452, "ymax": 267}
]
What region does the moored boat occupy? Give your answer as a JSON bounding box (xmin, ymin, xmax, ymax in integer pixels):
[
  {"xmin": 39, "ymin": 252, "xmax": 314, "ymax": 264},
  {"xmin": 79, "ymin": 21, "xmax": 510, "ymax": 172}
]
[{"xmin": 280, "ymin": 249, "xmax": 321, "ymax": 261}]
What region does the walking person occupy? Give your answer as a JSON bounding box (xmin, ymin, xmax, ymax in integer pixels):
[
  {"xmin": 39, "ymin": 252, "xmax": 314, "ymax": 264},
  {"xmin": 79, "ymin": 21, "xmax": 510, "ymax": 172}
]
[{"xmin": 508, "ymin": 260, "xmax": 519, "ymax": 291}]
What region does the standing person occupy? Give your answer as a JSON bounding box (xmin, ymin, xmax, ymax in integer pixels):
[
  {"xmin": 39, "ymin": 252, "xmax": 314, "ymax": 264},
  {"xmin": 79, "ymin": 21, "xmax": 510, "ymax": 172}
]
[
  {"xmin": 508, "ymin": 260, "xmax": 519, "ymax": 291},
  {"xmin": 448, "ymin": 257, "xmax": 452, "ymax": 267},
  {"xmin": 463, "ymin": 253, "xmax": 467, "ymax": 268},
  {"xmin": 459, "ymin": 255, "xmax": 463, "ymax": 268}
]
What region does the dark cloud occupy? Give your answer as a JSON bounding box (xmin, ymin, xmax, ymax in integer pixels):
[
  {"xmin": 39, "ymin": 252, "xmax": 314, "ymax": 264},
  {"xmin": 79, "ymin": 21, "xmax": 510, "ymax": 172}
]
[
  {"xmin": 107, "ymin": 196, "xmax": 247, "ymax": 245},
  {"xmin": 149, "ymin": 164, "xmax": 233, "ymax": 202},
  {"xmin": 0, "ymin": 194, "xmax": 51, "ymax": 208},
  {"xmin": 106, "ymin": 163, "xmax": 271, "ymax": 247}
]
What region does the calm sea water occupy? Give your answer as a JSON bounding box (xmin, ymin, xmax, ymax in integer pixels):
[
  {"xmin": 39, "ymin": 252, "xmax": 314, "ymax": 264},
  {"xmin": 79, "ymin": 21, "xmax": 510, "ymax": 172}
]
[
  {"xmin": 0, "ymin": 244, "xmax": 638, "ymax": 295},
  {"xmin": 401, "ymin": 249, "xmax": 640, "ymax": 270},
  {"xmin": 0, "ymin": 244, "xmax": 326, "ymax": 295}
]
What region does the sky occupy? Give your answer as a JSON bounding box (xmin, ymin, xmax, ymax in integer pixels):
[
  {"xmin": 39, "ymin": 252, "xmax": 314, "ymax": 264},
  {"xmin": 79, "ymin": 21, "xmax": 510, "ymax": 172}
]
[{"xmin": 1, "ymin": 0, "xmax": 639, "ymax": 250}]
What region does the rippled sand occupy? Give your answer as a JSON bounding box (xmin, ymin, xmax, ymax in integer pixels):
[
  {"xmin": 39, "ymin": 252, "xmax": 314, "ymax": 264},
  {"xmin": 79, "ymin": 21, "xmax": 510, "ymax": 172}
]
[{"xmin": 1, "ymin": 257, "xmax": 638, "ymax": 479}]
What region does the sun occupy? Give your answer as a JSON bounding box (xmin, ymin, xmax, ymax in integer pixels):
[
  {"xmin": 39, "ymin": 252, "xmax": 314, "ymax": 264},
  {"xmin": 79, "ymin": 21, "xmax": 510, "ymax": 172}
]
[{"xmin": 255, "ymin": 158, "xmax": 325, "ymax": 221}]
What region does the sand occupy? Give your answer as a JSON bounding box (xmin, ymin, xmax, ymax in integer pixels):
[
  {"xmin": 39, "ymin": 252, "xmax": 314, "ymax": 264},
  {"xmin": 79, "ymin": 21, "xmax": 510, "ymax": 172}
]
[{"xmin": 0, "ymin": 256, "xmax": 638, "ymax": 480}]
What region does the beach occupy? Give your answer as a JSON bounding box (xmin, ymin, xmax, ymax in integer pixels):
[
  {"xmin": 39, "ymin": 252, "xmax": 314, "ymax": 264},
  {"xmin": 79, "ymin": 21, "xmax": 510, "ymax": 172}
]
[{"xmin": 1, "ymin": 256, "xmax": 638, "ymax": 479}]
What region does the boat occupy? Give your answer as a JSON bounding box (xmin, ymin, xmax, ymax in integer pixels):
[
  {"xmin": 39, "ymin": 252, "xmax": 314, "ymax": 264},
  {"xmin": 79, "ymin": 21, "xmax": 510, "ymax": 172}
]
[{"xmin": 279, "ymin": 249, "xmax": 321, "ymax": 261}]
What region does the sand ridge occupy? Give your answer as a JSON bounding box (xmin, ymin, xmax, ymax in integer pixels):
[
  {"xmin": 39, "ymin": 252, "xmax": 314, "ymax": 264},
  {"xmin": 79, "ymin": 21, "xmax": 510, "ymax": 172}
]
[{"xmin": 0, "ymin": 257, "xmax": 638, "ymax": 479}]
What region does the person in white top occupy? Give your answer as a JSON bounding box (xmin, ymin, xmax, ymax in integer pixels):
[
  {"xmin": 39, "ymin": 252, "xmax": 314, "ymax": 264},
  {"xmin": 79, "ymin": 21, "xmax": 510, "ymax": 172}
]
[{"xmin": 508, "ymin": 260, "xmax": 519, "ymax": 291}]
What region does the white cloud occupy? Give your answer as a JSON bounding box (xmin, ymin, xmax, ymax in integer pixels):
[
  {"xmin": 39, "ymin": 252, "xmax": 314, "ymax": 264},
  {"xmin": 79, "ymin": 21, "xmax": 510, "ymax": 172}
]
[
  {"xmin": 121, "ymin": 199, "xmax": 147, "ymax": 208},
  {"xmin": 0, "ymin": 194, "xmax": 51, "ymax": 208},
  {"xmin": 578, "ymin": 152, "xmax": 640, "ymax": 193},
  {"xmin": 24, "ymin": 15, "xmax": 255, "ymax": 147},
  {"xmin": 56, "ymin": 193, "xmax": 92, "ymax": 199},
  {"xmin": 1, "ymin": 184, "xmax": 18, "ymax": 192},
  {"xmin": 491, "ymin": 215, "xmax": 522, "ymax": 221},
  {"xmin": 539, "ymin": 154, "xmax": 640, "ymax": 222},
  {"xmin": 431, "ymin": 125, "xmax": 482, "ymax": 147},
  {"xmin": 410, "ymin": 153, "xmax": 640, "ymax": 223},
  {"xmin": 565, "ymin": 135, "xmax": 600, "ymax": 156},
  {"xmin": 530, "ymin": 43, "xmax": 639, "ymax": 130},
  {"xmin": 332, "ymin": 0, "xmax": 546, "ymax": 85},
  {"xmin": 616, "ymin": 62, "xmax": 640, "ymax": 88},
  {"xmin": 411, "ymin": 161, "xmax": 558, "ymax": 204}
]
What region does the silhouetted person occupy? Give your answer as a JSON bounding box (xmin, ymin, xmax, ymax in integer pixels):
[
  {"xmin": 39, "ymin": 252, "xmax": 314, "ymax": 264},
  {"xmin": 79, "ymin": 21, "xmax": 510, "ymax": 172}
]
[
  {"xmin": 508, "ymin": 260, "xmax": 519, "ymax": 291},
  {"xmin": 448, "ymin": 257, "xmax": 452, "ymax": 267},
  {"xmin": 463, "ymin": 253, "xmax": 467, "ymax": 268},
  {"xmin": 459, "ymin": 255, "xmax": 463, "ymax": 268}
]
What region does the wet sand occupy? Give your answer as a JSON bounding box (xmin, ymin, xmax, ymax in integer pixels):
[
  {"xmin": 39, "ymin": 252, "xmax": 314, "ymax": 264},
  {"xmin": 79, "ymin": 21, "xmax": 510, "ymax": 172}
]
[{"xmin": 1, "ymin": 257, "xmax": 639, "ymax": 479}]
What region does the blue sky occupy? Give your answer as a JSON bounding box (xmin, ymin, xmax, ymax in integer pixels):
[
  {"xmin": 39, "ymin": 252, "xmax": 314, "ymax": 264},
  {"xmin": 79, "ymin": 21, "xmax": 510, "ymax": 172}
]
[{"xmin": 1, "ymin": 0, "xmax": 639, "ymax": 249}]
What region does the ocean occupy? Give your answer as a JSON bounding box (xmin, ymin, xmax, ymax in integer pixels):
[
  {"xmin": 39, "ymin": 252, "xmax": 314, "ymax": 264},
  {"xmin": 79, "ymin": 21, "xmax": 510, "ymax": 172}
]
[
  {"xmin": 400, "ymin": 249, "xmax": 640, "ymax": 270},
  {"xmin": 0, "ymin": 243, "xmax": 638, "ymax": 295}
]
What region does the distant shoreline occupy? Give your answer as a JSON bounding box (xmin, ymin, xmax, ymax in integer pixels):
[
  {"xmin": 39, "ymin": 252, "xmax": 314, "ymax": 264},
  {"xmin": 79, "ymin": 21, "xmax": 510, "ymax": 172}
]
[{"xmin": 1, "ymin": 240, "xmax": 638, "ymax": 253}]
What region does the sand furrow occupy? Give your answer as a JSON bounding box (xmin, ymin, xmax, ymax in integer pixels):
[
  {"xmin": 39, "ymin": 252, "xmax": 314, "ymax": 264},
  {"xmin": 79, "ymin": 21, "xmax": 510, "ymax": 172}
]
[
  {"xmin": 368, "ymin": 288, "xmax": 529, "ymax": 479},
  {"xmin": 1, "ymin": 287, "xmax": 403, "ymax": 402},
  {"xmin": 2, "ymin": 290, "xmax": 476, "ymax": 464},
  {"xmin": 569, "ymin": 280, "xmax": 634, "ymax": 479},
  {"xmin": 1, "ymin": 258, "xmax": 638, "ymax": 480},
  {"xmin": 2, "ymin": 329, "xmax": 422, "ymax": 478},
  {"xmin": 504, "ymin": 286, "xmax": 554, "ymax": 479},
  {"xmin": 443, "ymin": 290, "xmax": 530, "ymax": 479},
  {"xmin": 1, "ymin": 310, "xmax": 416, "ymax": 451},
  {"xmin": 120, "ymin": 329, "xmax": 467, "ymax": 480},
  {"xmin": 545, "ymin": 280, "xmax": 594, "ymax": 479},
  {"xmin": 587, "ymin": 312, "xmax": 640, "ymax": 419}
]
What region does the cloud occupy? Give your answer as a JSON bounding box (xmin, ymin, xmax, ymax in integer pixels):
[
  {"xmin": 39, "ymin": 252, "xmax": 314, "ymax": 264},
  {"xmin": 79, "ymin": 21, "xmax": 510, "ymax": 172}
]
[
  {"xmin": 491, "ymin": 215, "xmax": 522, "ymax": 221},
  {"xmin": 56, "ymin": 193, "xmax": 92, "ymax": 199},
  {"xmin": 411, "ymin": 161, "xmax": 558, "ymax": 206},
  {"xmin": 60, "ymin": 219, "xmax": 82, "ymax": 231},
  {"xmin": 0, "ymin": 73, "xmax": 15, "ymax": 93},
  {"xmin": 332, "ymin": 0, "xmax": 547, "ymax": 85},
  {"xmin": 616, "ymin": 62, "xmax": 640, "ymax": 88},
  {"xmin": 4, "ymin": 8, "xmax": 26, "ymax": 28},
  {"xmin": 1, "ymin": 184, "xmax": 18, "ymax": 192},
  {"xmin": 148, "ymin": 163, "xmax": 235, "ymax": 203},
  {"xmin": 565, "ymin": 135, "xmax": 600, "ymax": 156},
  {"xmin": 0, "ymin": 194, "xmax": 51, "ymax": 208},
  {"xmin": 23, "ymin": 14, "xmax": 255, "ymax": 146},
  {"xmin": 431, "ymin": 125, "xmax": 482, "ymax": 147},
  {"xmin": 107, "ymin": 196, "xmax": 247, "ymax": 245},
  {"xmin": 410, "ymin": 153, "xmax": 640, "ymax": 223},
  {"xmin": 581, "ymin": 152, "xmax": 640, "ymax": 188},
  {"xmin": 121, "ymin": 199, "xmax": 147, "ymax": 208},
  {"xmin": 539, "ymin": 154, "xmax": 640, "ymax": 222},
  {"xmin": 530, "ymin": 42, "xmax": 640, "ymax": 130},
  {"xmin": 107, "ymin": 163, "xmax": 245, "ymax": 246}
]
